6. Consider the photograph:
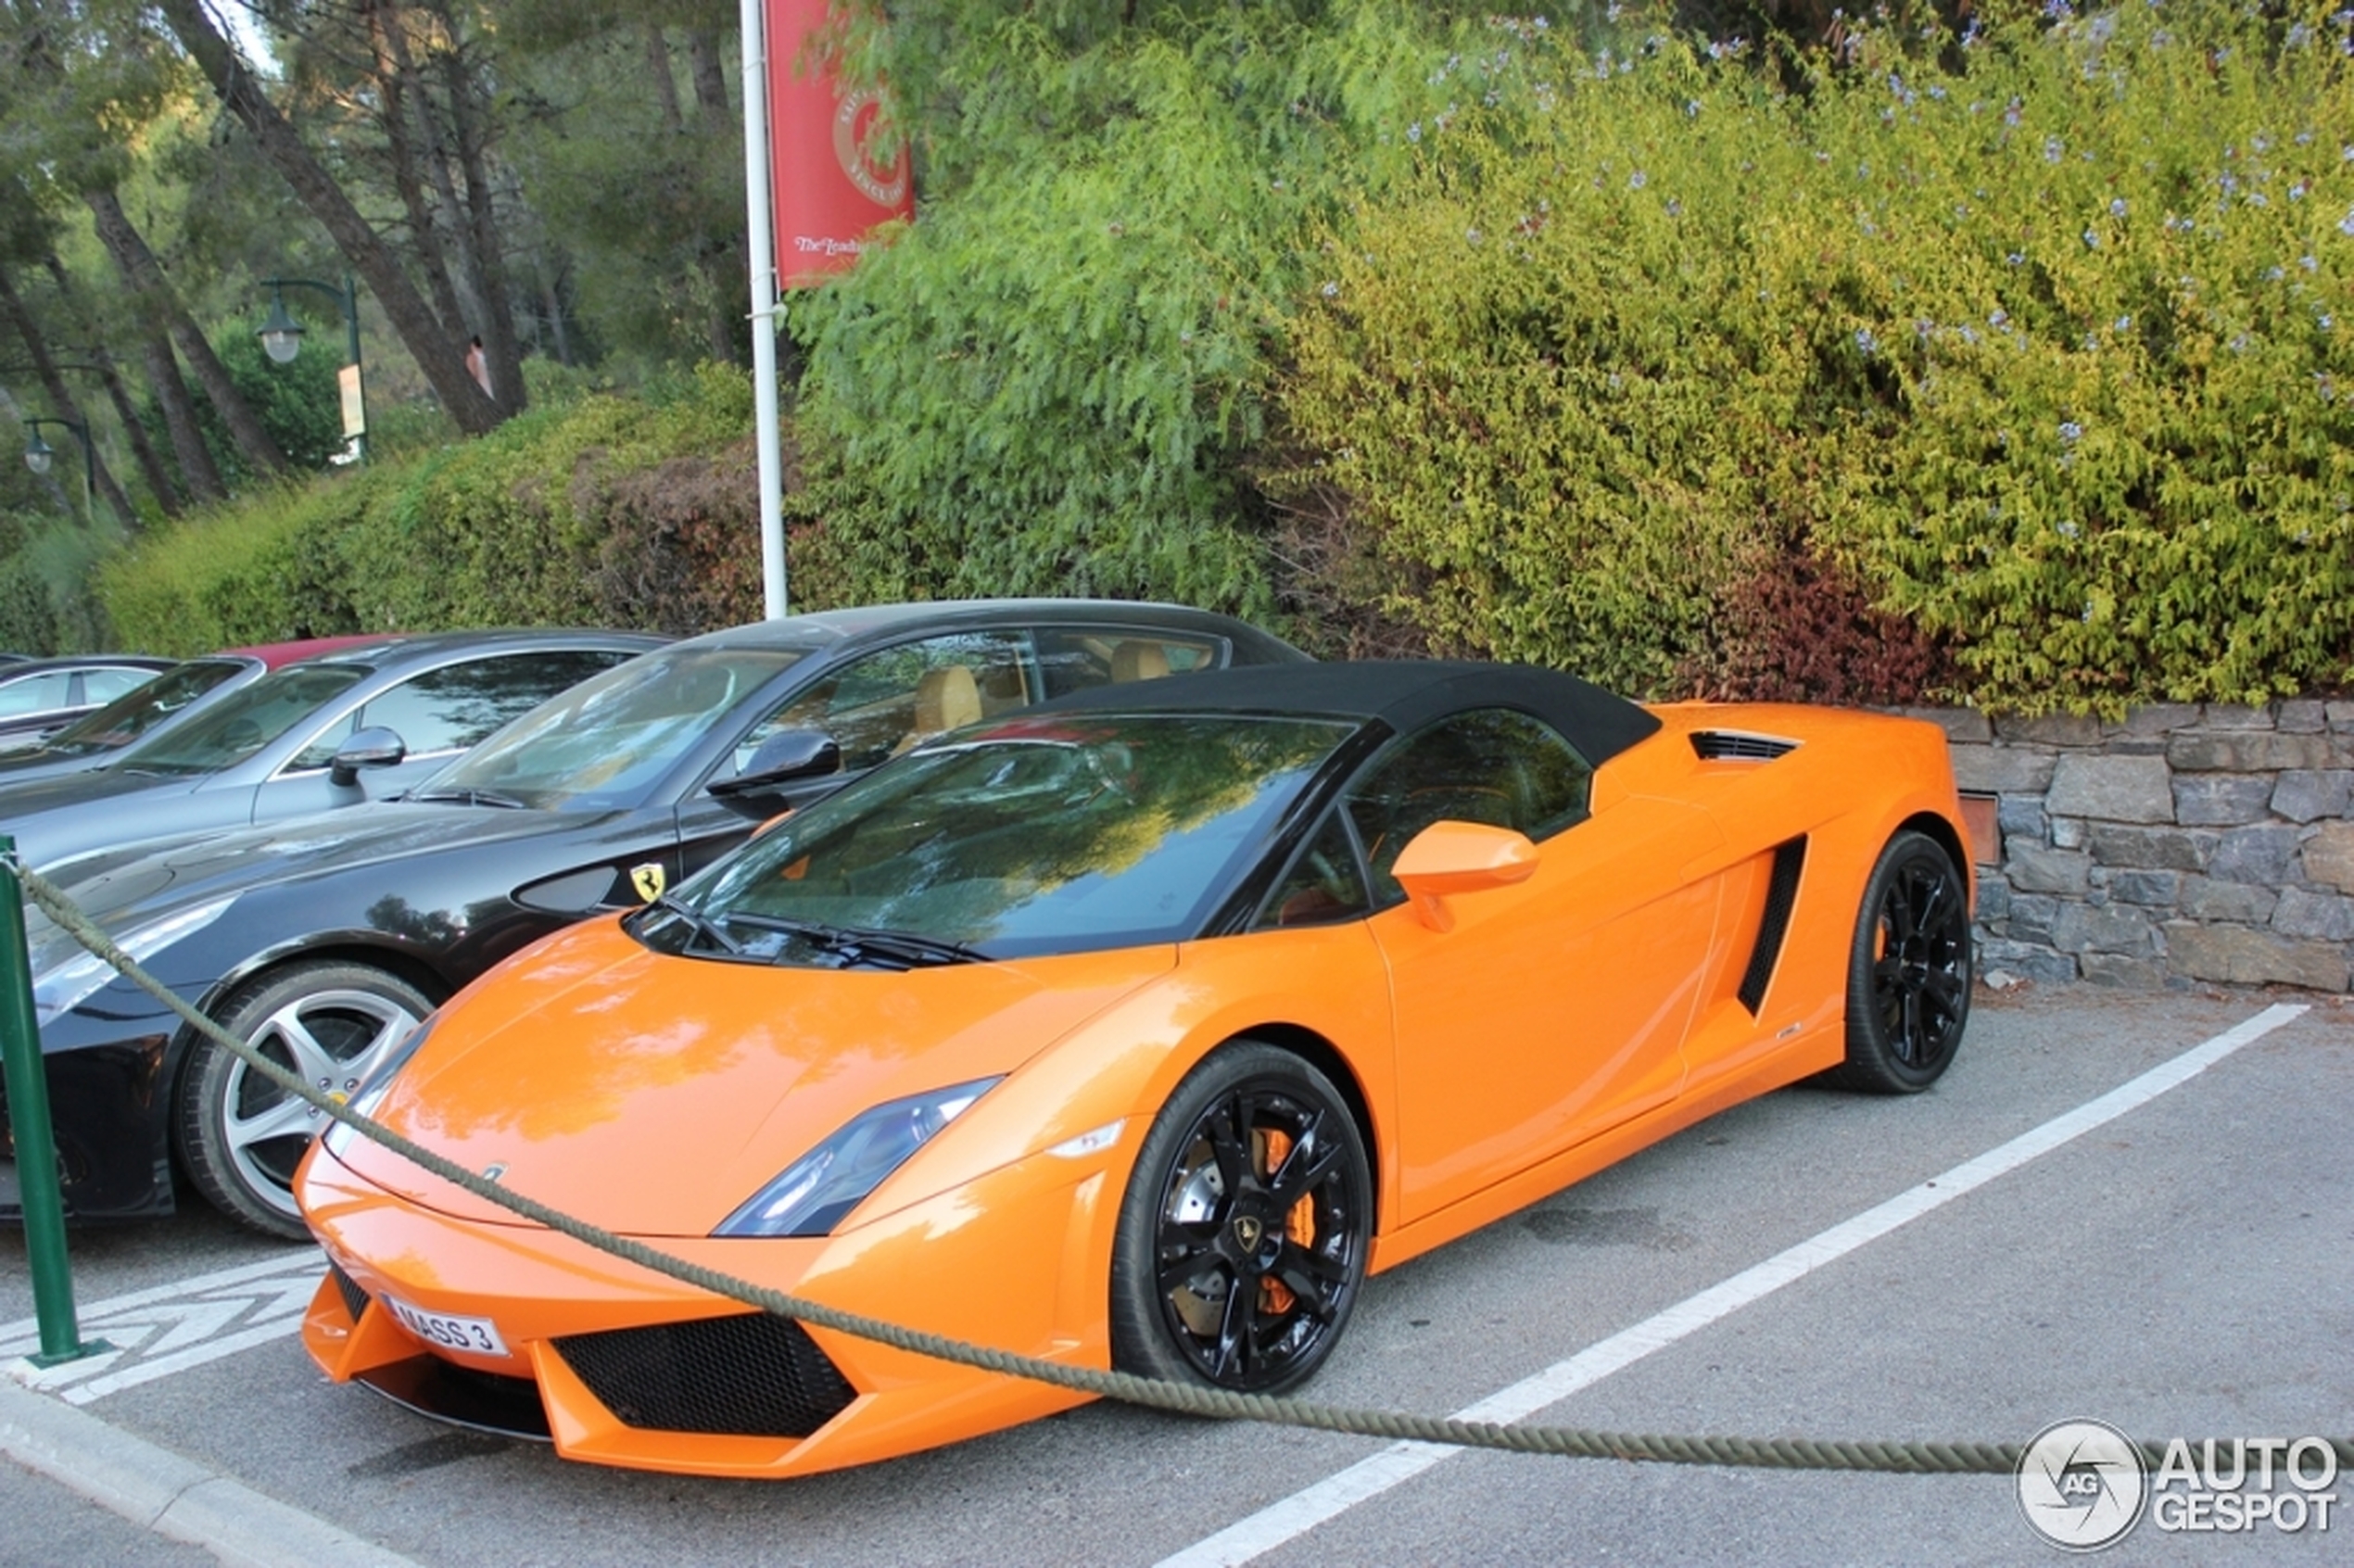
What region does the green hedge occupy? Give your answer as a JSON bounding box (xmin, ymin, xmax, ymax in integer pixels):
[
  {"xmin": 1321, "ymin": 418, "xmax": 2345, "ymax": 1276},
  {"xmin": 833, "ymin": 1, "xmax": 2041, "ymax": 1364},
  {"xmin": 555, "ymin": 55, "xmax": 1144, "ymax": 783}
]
[
  {"xmin": 91, "ymin": 6, "xmax": 2354, "ymax": 713},
  {"xmin": 786, "ymin": 6, "xmax": 1486, "ymax": 625},
  {"xmin": 1272, "ymin": 4, "xmax": 2354, "ymax": 711},
  {"xmin": 99, "ymin": 365, "xmax": 763, "ymax": 652}
]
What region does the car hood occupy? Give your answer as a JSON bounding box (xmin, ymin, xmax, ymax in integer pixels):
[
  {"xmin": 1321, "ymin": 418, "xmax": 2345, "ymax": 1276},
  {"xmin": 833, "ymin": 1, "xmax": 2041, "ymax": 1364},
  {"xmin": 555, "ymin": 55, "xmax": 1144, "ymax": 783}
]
[
  {"xmin": 0, "ymin": 763, "xmax": 228, "ymax": 870},
  {"xmin": 0, "ymin": 765, "xmax": 192, "ymax": 835},
  {"xmin": 332, "ymin": 917, "xmax": 1175, "ymax": 1236},
  {"xmin": 45, "ymin": 801, "xmax": 614, "ymax": 929},
  {"xmin": 0, "ymin": 744, "xmax": 113, "ymax": 788}
]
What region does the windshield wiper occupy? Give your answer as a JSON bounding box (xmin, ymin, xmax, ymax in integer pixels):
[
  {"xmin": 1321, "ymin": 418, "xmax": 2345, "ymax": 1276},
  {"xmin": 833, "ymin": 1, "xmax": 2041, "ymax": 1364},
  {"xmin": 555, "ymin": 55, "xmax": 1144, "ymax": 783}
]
[
  {"xmin": 830, "ymin": 924, "xmax": 990, "ymax": 967},
  {"xmin": 723, "ymin": 913, "xmax": 987, "ymax": 969},
  {"xmin": 407, "ymin": 786, "xmax": 530, "ymax": 809},
  {"xmin": 652, "ymin": 893, "xmax": 742, "ymax": 955}
]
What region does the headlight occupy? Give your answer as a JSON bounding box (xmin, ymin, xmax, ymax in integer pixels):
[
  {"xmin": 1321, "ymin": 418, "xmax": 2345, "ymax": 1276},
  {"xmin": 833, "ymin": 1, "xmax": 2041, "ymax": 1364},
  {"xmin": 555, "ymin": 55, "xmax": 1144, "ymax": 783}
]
[
  {"xmin": 715, "ymin": 1077, "xmax": 1001, "ymax": 1238},
  {"xmin": 31, "ymin": 896, "xmax": 237, "ymax": 1028},
  {"xmin": 320, "ymin": 1015, "xmax": 437, "ymax": 1158}
]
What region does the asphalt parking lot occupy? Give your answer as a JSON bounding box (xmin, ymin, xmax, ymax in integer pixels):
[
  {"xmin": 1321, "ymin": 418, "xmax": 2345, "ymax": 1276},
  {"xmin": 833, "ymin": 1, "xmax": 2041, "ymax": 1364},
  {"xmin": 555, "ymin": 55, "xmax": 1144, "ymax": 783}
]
[{"xmin": 6, "ymin": 983, "xmax": 2349, "ymax": 1567}]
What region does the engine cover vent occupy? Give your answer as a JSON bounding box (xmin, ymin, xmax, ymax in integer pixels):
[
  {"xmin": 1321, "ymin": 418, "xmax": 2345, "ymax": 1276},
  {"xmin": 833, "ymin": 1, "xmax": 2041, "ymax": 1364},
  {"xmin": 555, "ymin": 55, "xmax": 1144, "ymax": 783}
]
[{"xmin": 1692, "ymin": 730, "xmax": 1799, "ymax": 763}]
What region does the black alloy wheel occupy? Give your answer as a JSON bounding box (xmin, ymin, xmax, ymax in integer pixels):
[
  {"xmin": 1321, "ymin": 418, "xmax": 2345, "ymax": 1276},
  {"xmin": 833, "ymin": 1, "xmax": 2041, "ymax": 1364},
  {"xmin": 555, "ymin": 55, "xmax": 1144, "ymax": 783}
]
[
  {"xmin": 1110, "ymin": 1042, "xmax": 1371, "ymax": 1396},
  {"xmin": 1827, "ymin": 828, "xmax": 1973, "ymax": 1094}
]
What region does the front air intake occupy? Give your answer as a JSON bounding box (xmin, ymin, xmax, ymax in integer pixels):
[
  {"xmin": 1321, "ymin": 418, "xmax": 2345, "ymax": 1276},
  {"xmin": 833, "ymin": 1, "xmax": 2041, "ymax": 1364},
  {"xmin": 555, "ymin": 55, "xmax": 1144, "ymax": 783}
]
[
  {"xmin": 552, "ymin": 1312, "xmax": 856, "ymax": 1438},
  {"xmin": 328, "ymin": 1260, "xmax": 372, "ymax": 1323}
]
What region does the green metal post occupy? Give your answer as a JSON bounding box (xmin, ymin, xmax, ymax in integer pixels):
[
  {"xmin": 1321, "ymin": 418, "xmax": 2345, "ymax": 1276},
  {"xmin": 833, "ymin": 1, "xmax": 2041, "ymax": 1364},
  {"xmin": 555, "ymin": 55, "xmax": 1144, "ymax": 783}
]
[{"xmin": 0, "ymin": 836, "xmax": 100, "ymax": 1366}]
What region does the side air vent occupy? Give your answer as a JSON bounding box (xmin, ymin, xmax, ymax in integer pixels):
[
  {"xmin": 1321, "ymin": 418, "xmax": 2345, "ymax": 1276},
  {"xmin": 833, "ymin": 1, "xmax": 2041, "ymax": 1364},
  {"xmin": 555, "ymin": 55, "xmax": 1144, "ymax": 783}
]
[
  {"xmin": 1737, "ymin": 836, "xmax": 1808, "ymax": 1015},
  {"xmin": 1693, "ymin": 730, "xmax": 1799, "ymax": 763}
]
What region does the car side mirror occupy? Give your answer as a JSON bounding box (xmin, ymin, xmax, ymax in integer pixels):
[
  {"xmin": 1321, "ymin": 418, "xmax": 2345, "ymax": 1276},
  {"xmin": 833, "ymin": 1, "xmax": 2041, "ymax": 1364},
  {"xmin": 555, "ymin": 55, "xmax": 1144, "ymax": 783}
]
[
  {"xmin": 1392, "ymin": 821, "xmax": 1539, "ymax": 932},
  {"xmin": 329, "ymin": 726, "xmax": 408, "ymax": 787},
  {"xmin": 707, "ymin": 729, "xmax": 842, "ymax": 821}
]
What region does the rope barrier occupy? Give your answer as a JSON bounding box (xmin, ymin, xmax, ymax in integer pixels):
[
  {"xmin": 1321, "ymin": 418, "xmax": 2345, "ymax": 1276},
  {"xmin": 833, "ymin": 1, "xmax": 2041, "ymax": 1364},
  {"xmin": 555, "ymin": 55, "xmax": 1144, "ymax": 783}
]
[{"xmin": 16, "ymin": 856, "xmax": 2351, "ymax": 1475}]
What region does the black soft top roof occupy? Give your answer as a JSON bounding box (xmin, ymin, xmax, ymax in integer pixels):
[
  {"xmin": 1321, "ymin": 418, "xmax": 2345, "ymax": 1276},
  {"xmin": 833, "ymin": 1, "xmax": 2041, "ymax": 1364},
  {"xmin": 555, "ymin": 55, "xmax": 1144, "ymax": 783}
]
[{"xmin": 1033, "ymin": 660, "xmax": 1662, "ymax": 768}]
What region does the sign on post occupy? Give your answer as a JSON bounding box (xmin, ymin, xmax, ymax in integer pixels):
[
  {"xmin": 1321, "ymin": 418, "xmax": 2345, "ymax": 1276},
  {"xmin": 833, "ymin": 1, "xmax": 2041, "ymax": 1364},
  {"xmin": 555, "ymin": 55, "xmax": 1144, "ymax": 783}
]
[
  {"xmin": 766, "ymin": 0, "xmax": 915, "ymax": 289},
  {"xmin": 337, "ymin": 363, "xmax": 367, "ymax": 438}
]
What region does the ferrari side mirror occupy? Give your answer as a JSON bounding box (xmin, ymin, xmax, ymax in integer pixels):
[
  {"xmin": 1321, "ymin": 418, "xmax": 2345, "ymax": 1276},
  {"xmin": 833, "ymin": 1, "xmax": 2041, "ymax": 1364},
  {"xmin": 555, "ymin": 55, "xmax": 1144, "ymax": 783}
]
[
  {"xmin": 1392, "ymin": 820, "xmax": 1539, "ymax": 932},
  {"xmin": 329, "ymin": 726, "xmax": 408, "ymax": 787},
  {"xmin": 707, "ymin": 728, "xmax": 842, "ymax": 821}
]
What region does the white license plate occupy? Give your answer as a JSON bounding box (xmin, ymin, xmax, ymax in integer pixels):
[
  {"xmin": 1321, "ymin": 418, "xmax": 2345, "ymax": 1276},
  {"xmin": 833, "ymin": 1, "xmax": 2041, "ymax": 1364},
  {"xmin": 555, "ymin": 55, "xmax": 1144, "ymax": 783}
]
[{"xmin": 383, "ymin": 1296, "xmax": 511, "ymax": 1359}]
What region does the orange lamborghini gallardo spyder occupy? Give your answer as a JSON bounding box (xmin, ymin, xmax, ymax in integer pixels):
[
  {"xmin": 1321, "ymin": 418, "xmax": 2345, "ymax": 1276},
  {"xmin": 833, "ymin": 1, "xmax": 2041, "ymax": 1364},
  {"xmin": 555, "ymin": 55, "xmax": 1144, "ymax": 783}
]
[{"xmin": 296, "ymin": 660, "xmax": 1973, "ymax": 1477}]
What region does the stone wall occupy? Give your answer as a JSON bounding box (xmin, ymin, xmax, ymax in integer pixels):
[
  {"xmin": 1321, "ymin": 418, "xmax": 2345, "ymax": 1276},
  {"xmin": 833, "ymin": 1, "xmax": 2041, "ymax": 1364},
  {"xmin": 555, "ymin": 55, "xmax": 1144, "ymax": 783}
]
[{"xmin": 1919, "ymin": 701, "xmax": 2354, "ymax": 992}]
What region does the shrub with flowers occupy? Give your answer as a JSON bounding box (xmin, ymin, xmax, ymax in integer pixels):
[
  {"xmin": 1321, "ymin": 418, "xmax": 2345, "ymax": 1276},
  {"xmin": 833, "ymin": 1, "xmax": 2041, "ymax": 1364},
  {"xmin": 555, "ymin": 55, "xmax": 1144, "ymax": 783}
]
[{"xmin": 1274, "ymin": 1, "xmax": 2354, "ymax": 711}]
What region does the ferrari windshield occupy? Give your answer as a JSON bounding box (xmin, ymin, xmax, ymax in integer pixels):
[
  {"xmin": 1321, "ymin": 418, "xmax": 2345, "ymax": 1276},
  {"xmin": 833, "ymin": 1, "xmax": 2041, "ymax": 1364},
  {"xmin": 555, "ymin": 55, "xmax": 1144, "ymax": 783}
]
[
  {"xmin": 113, "ymin": 664, "xmax": 370, "ymax": 776},
  {"xmin": 32, "ymin": 659, "xmax": 244, "ymax": 757},
  {"xmin": 415, "ymin": 644, "xmax": 809, "ymax": 811},
  {"xmin": 654, "ymin": 714, "xmax": 1356, "ymax": 961}
]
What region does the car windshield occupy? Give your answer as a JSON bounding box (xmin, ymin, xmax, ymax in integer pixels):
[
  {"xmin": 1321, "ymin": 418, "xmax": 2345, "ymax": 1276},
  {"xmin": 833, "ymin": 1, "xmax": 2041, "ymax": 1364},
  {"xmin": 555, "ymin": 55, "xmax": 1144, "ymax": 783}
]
[
  {"xmin": 651, "ymin": 713, "xmax": 1356, "ymax": 962},
  {"xmin": 32, "ymin": 660, "xmax": 245, "ymax": 757},
  {"xmin": 414, "ymin": 645, "xmax": 810, "ymax": 811},
  {"xmin": 112, "ymin": 664, "xmax": 372, "ymax": 776}
]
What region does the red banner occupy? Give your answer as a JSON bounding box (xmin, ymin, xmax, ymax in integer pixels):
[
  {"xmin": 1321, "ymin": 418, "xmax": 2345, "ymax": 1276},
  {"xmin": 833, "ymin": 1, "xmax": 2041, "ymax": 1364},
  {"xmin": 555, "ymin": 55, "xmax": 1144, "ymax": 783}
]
[{"xmin": 766, "ymin": 0, "xmax": 913, "ymax": 289}]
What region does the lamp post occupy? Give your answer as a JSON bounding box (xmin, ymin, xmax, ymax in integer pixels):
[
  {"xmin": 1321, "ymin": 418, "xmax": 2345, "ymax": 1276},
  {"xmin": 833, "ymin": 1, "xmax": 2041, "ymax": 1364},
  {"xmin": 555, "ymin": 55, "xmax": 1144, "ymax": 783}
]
[
  {"xmin": 257, "ymin": 272, "xmax": 367, "ymax": 463},
  {"xmin": 21, "ymin": 416, "xmax": 93, "ymax": 523}
]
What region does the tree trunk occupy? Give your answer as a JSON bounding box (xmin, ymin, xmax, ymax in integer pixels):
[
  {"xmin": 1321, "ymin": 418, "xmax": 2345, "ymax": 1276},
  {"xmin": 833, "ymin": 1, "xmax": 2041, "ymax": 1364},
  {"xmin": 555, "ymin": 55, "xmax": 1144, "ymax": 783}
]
[
  {"xmin": 532, "ymin": 244, "xmax": 574, "ymax": 367},
  {"xmin": 687, "ymin": 27, "xmax": 746, "ymax": 367},
  {"xmin": 648, "ymin": 25, "xmax": 733, "ymax": 364},
  {"xmin": 0, "ymin": 263, "xmax": 138, "ymax": 527},
  {"xmin": 154, "ymin": 0, "xmax": 505, "ymax": 435},
  {"xmin": 95, "ymin": 353, "xmax": 179, "ymax": 518},
  {"xmin": 685, "ymin": 28, "xmax": 732, "ymax": 126},
  {"xmin": 382, "ymin": 6, "xmax": 504, "ymax": 404},
  {"xmin": 363, "ymin": 0, "xmax": 473, "ymax": 355},
  {"xmin": 83, "ymin": 189, "xmax": 288, "ymax": 480},
  {"xmin": 429, "ymin": 6, "xmax": 525, "ymax": 411},
  {"xmin": 43, "ymin": 252, "xmax": 181, "ymax": 517},
  {"xmin": 644, "ymin": 25, "xmax": 685, "ymax": 134},
  {"xmin": 141, "ymin": 330, "xmax": 228, "ymax": 506}
]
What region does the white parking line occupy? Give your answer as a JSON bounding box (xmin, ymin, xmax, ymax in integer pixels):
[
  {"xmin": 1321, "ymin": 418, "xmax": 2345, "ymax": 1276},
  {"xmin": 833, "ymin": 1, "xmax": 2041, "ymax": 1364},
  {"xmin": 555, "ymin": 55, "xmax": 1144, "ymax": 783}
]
[
  {"xmin": 0, "ymin": 1248, "xmax": 323, "ymax": 1403},
  {"xmin": 0, "ymin": 1247, "xmax": 322, "ymax": 1348},
  {"xmin": 1158, "ymin": 1003, "xmax": 2307, "ymax": 1568}
]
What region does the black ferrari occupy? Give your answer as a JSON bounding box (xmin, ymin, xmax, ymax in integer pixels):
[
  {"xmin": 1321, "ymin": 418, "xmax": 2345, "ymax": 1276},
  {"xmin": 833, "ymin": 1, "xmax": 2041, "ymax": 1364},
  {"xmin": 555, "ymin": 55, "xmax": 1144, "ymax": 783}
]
[{"xmin": 5, "ymin": 600, "xmax": 1304, "ymax": 1234}]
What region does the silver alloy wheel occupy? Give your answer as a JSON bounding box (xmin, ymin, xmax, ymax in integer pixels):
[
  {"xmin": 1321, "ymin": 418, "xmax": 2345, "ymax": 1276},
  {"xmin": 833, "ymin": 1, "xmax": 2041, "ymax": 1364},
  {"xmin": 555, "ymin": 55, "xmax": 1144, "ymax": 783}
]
[
  {"xmin": 219, "ymin": 985, "xmax": 422, "ymax": 1220},
  {"xmin": 183, "ymin": 961, "xmax": 437, "ymax": 1237}
]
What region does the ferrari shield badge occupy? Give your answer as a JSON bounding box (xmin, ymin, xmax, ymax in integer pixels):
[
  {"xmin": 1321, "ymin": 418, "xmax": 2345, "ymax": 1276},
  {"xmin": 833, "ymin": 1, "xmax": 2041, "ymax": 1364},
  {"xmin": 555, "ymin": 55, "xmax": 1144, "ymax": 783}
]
[{"xmin": 629, "ymin": 863, "xmax": 667, "ymax": 903}]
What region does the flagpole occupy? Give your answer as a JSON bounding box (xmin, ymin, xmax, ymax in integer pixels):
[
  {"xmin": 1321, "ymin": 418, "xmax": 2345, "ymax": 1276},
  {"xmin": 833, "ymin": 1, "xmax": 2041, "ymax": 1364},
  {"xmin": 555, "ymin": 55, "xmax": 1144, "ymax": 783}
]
[{"xmin": 740, "ymin": 0, "xmax": 789, "ymax": 619}]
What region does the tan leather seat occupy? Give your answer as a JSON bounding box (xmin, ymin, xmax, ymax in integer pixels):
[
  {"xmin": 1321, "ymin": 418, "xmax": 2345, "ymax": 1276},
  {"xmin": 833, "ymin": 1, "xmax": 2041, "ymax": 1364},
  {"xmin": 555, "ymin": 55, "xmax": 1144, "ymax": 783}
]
[
  {"xmin": 1110, "ymin": 640, "xmax": 1171, "ymax": 682},
  {"xmin": 899, "ymin": 664, "xmax": 981, "ymax": 752},
  {"xmin": 975, "ymin": 661, "xmax": 1028, "ymax": 715}
]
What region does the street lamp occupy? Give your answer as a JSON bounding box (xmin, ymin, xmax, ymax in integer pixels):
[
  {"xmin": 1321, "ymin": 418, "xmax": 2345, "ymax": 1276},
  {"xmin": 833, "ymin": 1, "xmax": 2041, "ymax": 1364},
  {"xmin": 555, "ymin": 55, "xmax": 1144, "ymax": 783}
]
[
  {"xmin": 21, "ymin": 416, "xmax": 93, "ymax": 523},
  {"xmin": 256, "ymin": 272, "xmax": 368, "ymax": 462},
  {"xmin": 257, "ymin": 290, "xmax": 306, "ymax": 364}
]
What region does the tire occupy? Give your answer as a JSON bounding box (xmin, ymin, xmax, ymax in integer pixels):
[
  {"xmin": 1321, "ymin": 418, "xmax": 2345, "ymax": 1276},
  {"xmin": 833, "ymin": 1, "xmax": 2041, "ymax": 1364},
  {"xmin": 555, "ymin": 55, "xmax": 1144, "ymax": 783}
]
[
  {"xmin": 177, "ymin": 961, "xmax": 433, "ymax": 1239},
  {"xmin": 1823, "ymin": 828, "xmax": 1973, "ymax": 1094},
  {"xmin": 1110, "ymin": 1042, "xmax": 1372, "ymax": 1396}
]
